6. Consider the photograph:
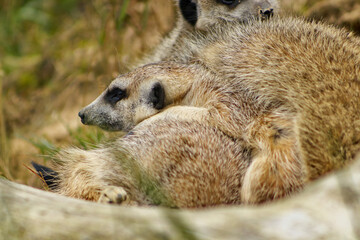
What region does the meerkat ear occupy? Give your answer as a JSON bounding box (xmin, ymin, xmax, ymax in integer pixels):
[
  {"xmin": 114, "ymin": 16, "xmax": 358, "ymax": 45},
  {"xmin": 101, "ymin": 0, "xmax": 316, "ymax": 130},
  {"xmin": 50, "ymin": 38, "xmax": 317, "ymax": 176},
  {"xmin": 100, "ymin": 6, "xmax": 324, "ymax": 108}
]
[
  {"xmin": 179, "ymin": 0, "xmax": 198, "ymax": 26},
  {"xmin": 149, "ymin": 82, "xmax": 165, "ymax": 110}
]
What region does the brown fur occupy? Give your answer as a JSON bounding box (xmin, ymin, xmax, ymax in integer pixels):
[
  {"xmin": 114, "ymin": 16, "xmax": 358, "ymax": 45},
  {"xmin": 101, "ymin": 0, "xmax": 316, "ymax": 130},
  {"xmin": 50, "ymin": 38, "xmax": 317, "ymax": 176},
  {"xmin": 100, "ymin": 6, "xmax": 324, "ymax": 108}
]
[
  {"xmin": 192, "ymin": 0, "xmax": 278, "ymax": 30},
  {"xmin": 136, "ymin": 0, "xmax": 279, "ymax": 66},
  {"xmin": 54, "ymin": 119, "xmax": 252, "ymax": 208},
  {"xmin": 78, "ymin": 17, "xmax": 360, "ymax": 204}
]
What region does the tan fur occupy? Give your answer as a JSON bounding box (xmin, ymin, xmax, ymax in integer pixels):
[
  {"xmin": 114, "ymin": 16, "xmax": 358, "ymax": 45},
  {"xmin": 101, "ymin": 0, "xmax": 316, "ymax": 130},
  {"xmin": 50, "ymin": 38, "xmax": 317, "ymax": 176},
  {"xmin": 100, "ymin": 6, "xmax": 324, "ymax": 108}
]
[
  {"xmin": 54, "ymin": 119, "xmax": 251, "ymax": 208},
  {"xmin": 78, "ymin": 17, "xmax": 360, "ymax": 204},
  {"xmin": 193, "ymin": 0, "xmax": 278, "ymax": 30}
]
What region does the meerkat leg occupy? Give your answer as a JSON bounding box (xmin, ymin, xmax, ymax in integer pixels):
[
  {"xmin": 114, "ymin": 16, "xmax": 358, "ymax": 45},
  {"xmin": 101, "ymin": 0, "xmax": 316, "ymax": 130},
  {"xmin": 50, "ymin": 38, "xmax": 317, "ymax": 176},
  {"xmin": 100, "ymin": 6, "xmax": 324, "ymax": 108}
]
[
  {"xmin": 54, "ymin": 148, "xmax": 141, "ymax": 204},
  {"xmin": 241, "ymin": 113, "xmax": 306, "ymax": 204},
  {"xmin": 98, "ymin": 186, "xmax": 130, "ymax": 205}
]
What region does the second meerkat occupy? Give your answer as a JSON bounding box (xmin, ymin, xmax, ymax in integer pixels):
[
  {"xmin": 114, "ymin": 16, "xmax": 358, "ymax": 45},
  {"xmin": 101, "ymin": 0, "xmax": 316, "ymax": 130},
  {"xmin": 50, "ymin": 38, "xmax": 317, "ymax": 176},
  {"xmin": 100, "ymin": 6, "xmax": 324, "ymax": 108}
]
[{"xmin": 136, "ymin": 0, "xmax": 278, "ymax": 66}]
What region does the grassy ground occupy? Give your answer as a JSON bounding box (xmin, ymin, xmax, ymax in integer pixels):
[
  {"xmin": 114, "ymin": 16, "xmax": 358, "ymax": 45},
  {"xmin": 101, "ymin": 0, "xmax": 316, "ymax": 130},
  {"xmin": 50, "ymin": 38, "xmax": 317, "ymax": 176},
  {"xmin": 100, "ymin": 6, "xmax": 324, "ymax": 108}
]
[
  {"xmin": 0, "ymin": 0, "xmax": 359, "ymax": 188},
  {"xmin": 0, "ymin": 0, "xmax": 175, "ymax": 187}
]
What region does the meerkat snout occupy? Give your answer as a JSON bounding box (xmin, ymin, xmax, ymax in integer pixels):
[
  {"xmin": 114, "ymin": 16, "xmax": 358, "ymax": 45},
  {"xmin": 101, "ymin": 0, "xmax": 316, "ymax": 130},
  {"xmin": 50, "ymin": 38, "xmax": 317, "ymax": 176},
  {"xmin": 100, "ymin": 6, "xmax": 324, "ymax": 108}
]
[{"xmin": 78, "ymin": 110, "xmax": 86, "ymax": 124}]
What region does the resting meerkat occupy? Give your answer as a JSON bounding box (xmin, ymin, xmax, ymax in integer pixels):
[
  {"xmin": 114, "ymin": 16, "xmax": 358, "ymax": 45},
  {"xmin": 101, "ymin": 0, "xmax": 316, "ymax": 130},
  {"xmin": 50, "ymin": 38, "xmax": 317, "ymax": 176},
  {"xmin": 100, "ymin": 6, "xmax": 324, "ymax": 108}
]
[
  {"xmin": 137, "ymin": 0, "xmax": 278, "ymax": 66},
  {"xmin": 79, "ymin": 17, "xmax": 360, "ymax": 203},
  {"xmin": 44, "ymin": 118, "xmax": 252, "ymax": 208}
]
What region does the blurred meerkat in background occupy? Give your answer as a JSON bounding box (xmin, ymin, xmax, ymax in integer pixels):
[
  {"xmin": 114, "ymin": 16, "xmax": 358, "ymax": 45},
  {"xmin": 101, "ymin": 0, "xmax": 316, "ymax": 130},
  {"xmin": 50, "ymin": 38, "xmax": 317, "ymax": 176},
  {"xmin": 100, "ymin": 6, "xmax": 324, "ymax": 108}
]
[{"xmin": 136, "ymin": 0, "xmax": 278, "ymax": 66}]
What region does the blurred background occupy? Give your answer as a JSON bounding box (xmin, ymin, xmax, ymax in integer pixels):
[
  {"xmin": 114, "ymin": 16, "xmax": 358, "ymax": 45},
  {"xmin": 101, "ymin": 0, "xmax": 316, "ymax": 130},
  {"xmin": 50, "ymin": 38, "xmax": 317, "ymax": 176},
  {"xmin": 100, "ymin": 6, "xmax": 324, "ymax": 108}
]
[{"xmin": 0, "ymin": 0, "xmax": 359, "ymax": 188}]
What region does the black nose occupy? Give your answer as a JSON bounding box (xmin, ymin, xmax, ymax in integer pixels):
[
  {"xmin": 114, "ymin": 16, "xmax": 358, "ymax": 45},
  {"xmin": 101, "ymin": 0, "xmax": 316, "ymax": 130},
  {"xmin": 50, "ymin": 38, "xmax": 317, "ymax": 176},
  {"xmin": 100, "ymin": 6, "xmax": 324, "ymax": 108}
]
[
  {"xmin": 260, "ymin": 8, "xmax": 274, "ymax": 19},
  {"xmin": 78, "ymin": 111, "xmax": 86, "ymax": 124}
]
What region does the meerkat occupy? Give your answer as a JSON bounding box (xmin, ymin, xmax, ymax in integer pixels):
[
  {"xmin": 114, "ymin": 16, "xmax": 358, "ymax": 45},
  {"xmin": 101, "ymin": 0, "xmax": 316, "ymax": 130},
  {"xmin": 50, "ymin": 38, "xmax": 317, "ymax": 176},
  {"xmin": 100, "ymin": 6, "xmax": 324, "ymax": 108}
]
[
  {"xmin": 41, "ymin": 118, "xmax": 252, "ymax": 208},
  {"xmin": 136, "ymin": 0, "xmax": 278, "ymax": 66},
  {"xmin": 79, "ymin": 61, "xmax": 304, "ymax": 204},
  {"xmin": 33, "ymin": 0, "xmax": 281, "ymax": 206},
  {"xmin": 79, "ymin": 17, "xmax": 360, "ymax": 204}
]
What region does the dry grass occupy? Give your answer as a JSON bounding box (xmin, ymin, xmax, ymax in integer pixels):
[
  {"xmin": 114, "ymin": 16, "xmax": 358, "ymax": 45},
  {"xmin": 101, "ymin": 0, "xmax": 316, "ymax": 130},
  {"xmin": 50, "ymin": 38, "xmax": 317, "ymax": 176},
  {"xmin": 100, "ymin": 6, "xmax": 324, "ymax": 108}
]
[
  {"xmin": 0, "ymin": 64, "xmax": 12, "ymax": 180},
  {"xmin": 281, "ymin": 0, "xmax": 360, "ymax": 33},
  {"xmin": 0, "ymin": 0, "xmax": 359, "ymax": 188},
  {"xmin": 1, "ymin": 0, "xmax": 175, "ymax": 186}
]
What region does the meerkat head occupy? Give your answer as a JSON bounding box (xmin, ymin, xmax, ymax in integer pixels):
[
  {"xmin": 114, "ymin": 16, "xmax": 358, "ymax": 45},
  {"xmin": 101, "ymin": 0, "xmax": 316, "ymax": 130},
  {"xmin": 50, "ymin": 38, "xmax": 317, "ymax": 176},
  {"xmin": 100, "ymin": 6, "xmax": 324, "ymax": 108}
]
[
  {"xmin": 179, "ymin": 0, "xmax": 278, "ymax": 30},
  {"xmin": 78, "ymin": 73, "xmax": 166, "ymax": 132},
  {"xmin": 78, "ymin": 63, "xmax": 195, "ymax": 132}
]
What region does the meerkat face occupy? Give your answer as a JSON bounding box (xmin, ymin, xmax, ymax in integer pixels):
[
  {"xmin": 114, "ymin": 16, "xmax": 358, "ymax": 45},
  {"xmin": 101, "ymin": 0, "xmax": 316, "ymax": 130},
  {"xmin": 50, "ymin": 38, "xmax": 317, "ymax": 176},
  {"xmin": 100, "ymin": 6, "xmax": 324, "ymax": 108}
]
[
  {"xmin": 78, "ymin": 73, "xmax": 166, "ymax": 132},
  {"xmin": 78, "ymin": 63, "xmax": 195, "ymax": 132},
  {"xmin": 179, "ymin": 0, "xmax": 278, "ymax": 30}
]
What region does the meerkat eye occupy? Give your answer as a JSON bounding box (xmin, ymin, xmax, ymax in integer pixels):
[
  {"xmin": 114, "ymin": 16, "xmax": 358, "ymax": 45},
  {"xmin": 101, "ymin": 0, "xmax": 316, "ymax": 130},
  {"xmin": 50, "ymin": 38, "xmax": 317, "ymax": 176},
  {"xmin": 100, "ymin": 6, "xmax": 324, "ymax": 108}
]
[
  {"xmin": 105, "ymin": 87, "xmax": 126, "ymax": 104},
  {"xmin": 217, "ymin": 0, "xmax": 239, "ymax": 7}
]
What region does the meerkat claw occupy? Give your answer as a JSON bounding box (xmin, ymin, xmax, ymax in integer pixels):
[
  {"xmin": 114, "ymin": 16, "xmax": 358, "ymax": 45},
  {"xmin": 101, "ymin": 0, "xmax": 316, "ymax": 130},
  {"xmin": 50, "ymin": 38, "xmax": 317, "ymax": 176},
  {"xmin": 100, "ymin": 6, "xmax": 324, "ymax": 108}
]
[{"xmin": 98, "ymin": 186, "xmax": 129, "ymax": 205}]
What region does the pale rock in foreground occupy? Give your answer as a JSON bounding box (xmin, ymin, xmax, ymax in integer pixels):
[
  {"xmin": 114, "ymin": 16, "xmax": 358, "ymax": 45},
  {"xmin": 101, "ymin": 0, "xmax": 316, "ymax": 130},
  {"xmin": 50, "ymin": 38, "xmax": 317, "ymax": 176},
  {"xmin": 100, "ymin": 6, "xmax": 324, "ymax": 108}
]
[{"xmin": 1, "ymin": 155, "xmax": 359, "ymax": 239}]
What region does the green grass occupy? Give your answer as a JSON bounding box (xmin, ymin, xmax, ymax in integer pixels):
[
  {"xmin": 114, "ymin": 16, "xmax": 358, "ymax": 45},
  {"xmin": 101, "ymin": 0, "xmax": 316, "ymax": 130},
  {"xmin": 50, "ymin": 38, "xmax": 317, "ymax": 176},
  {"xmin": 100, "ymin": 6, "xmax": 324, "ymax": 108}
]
[
  {"xmin": 0, "ymin": 3, "xmax": 197, "ymax": 235},
  {"xmin": 28, "ymin": 125, "xmax": 119, "ymax": 164},
  {"xmin": 0, "ymin": 0, "xmax": 156, "ymax": 179},
  {"xmin": 116, "ymin": 0, "xmax": 131, "ymax": 31},
  {"xmin": 27, "ymin": 138, "xmax": 60, "ymax": 163},
  {"xmin": 0, "ymin": 0, "xmax": 83, "ymax": 55}
]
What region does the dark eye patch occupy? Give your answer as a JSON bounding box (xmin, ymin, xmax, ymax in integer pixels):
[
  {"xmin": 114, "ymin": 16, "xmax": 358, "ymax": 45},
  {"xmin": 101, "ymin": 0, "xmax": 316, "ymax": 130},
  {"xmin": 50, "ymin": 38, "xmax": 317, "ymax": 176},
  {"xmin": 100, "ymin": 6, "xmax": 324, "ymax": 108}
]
[
  {"xmin": 148, "ymin": 82, "xmax": 165, "ymax": 110},
  {"xmin": 105, "ymin": 87, "xmax": 126, "ymax": 104},
  {"xmin": 217, "ymin": 0, "xmax": 239, "ymax": 8}
]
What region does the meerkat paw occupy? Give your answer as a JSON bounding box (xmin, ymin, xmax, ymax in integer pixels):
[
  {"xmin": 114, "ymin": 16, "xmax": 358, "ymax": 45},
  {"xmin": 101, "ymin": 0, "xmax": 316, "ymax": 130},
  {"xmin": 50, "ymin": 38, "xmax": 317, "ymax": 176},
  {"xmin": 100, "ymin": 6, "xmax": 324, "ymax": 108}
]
[{"xmin": 98, "ymin": 186, "xmax": 130, "ymax": 205}]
